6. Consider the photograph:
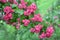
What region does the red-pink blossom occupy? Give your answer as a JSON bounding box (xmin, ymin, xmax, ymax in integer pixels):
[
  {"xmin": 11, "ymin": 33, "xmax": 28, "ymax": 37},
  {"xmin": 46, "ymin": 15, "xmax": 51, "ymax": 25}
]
[
  {"xmin": 8, "ymin": 0, "xmax": 13, "ymax": 3},
  {"xmin": 4, "ymin": 6, "xmax": 14, "ymax": 14},
  {"xmin": 46, "ymin": 26, "xmax": 54, "ymax": 34},
  {"xmin": 0, "ymin": 0, "xmax": 7, "ymax": 3},
  {"xmin": 18, "ymin": 4, "xmax": 23, "ymax": 9},
  {"xmin": 16, "ymin": 22, "xmax": 20, "ymax": 29},
  {"xmin": 31, "ymin": 14, "xmax": 43, "ymax": 22},
  {"xmin": 39, "ymin": 32, "xmax": 46, "ymax": 39},
  {"xmin": 22, "ymin": 19, "xmax": 30, "ymax": 26},
  {"xmin": 46, "ymin": 26, "xmax": 54, "ymax": 38},
  {"xmin": 30, "ymin": 28, "xmax": 35, "ymax": 33},
  {"xmin": 27, "ymin": 3, "xmax": 37, "ymax": 12},
  {"xmin": 13, "ymin": 0, "xmax": 18, "ymax": 5},
  {"xmin": 12, "ymin": 22, "xmax": 16, "ymax": 26},
  {"xmin": 35, "ymin": 24, "xmax": 43, "ymax": 33},
  {"xmin": 24, "ymin": 10, "xmax": 31, "ymax": 16},
  {"xmin": 17, "ymin": 18, "xmax": 20, "ymax": 23},
  {"xmin": 3, "ymin": 13, "xmax": 12, "ymax": 21},
  {"xmin": 23, "ymin": 3, "xmax": 37, "ymax": 16},
  {"xmin": 18, "ymin": 0, "xmax": 27, "ymax": 9},
  {"xmin": 46, "ymin": 32, "xmax": 52, "ymax": 38}
]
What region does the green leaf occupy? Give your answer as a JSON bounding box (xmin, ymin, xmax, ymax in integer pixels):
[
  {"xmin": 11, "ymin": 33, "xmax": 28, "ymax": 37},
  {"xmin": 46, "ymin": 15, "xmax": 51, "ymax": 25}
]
[
  {"xmin": 14, "ymin": 8, "xmax": 24, "ymax": 15},
  {"xmin": 12, "ymin": 4, "xmax": 17, "ymax": 8}
]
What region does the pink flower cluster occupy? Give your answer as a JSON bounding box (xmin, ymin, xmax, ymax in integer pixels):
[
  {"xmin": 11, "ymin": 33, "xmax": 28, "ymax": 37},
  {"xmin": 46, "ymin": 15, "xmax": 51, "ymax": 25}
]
[
  {"xmin": 30, "ymin": 24, "xmax": 43, "ymax": 33},
  {"xmin": 22, "ymin": 19, "xmax": 30, "ymax": 26},
  {"xmin": 4, "ymin": 13, "xmax": 12, "ymax": 21},
  {"xmin": 4, "ymin": 6, "xmax": 14, "ymax": 14},
  {"xmin": 2, "ymin": 0, "xmax": 54, "ymax": 39},
  {"xmin": 46, "ymin": 26, "xmax": 54, "ymax": 38},
  {"xmin": 39, "ymin": 26, "xmax": 54, "ymax": 39},
  {"xmin": 24, "ymin": 3, "xmax": 37, "ymax": 16},
  {"xmin": 0, "ymin": 0, "xmax": 7, "ymax": 3},
  {"xmin": 3, "ymin": 6, "xmax": 14, "ymax": 21},
  {"xmin": 31, "ymin": 14, "xmax": 43, "ymax": 22},
  {"xmin": 18, "ymin": 0, "xmax": 27, "ymax": 9}
]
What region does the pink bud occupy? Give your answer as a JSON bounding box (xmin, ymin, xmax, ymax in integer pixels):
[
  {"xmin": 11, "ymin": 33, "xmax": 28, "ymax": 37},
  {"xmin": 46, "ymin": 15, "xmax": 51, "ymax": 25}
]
[
  {"xmin": 46, "ymin": 32, "xmax": 52, "ymax": 38},
  {"xmin": 39, "ymin": 32, "xmax": 46, "ymax": 39},
  {"xmin": 22, "ymin": 19, "xmax": 30, "ymax": 26},
  {"xmin": 17, "ymin": 18, "xmax": 20, "ymax": 22},
  {"xmin": 16, "ymin": 23, "xmax": 20, "ymax": 29},
  {"xmin": 35, "ymin": 24, "xmax": 43, "ymax": 33},
  {"xmin": 30, "ymin": 28, "xmax": 35, "ymax": 32},
  {"xmin": 13, "ymin": 0, "xmax": 18, "ymax": 5}
]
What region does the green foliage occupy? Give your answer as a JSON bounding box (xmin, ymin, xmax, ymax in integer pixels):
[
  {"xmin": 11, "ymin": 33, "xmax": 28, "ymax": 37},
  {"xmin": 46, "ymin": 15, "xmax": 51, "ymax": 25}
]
[
  {"xmin": 15, "ymin": 25, "xmax": 39, "ymax": 40},
  {"xmin": 0, "ymin": 21, "xmax": 16, "ymax": 40}
]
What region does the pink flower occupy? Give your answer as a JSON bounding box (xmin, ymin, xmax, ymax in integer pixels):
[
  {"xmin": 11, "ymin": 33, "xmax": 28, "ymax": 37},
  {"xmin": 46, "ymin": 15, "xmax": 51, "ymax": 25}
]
[
  {"xmin": 17, "ymin": 18, "xmax": 20, "ymax": 23},
  {"xmin": 18, "ymin": 4, "xmax": 27, "ymax": 9},
  {"xmin": 24, "ymin": 10, "xmax": 31, "ymax": 16},
  {"xmin": 22, "ymin": 19, "xmax": 30, "ymax": 26},
  {"xmin": 8, "ymin": 0, "xmax": 13, "ymax": 3},
  {"xmin": 31, "ymin": 14, "xmax": 43, "ymax": 22},
  {"xmin": 23, "ymin": 3, "xmax": 37, "ymax": 16},
  {"xmin": 46, "ymin": 25, "xmax": 54, "ymax": 38},
  {"xmin": 20, "ymin": 0, "xmax": 27, "ymax": 4},
  {"xmin": 18, "ymin": 0, "xmax": 27, "ymax": 9},
  {"xmin": 12, "ymin": 22, "xmax": 16, "ymax": 26},
  {"xmin": 18, "ymin": 4, "xmax": 23, "ymax": 9},
  {"xmin": 27, "ymin": 3, "xmax": 37, "ymax": 12},
  {"xmin": 16, "ymin": 22, "xmax": 20, "ymax": 29},
  {"xmin": 46, "ymin": 26, "xmax": 54, "ymax": 34},
  {"xmin": 3, "ymin": 15, "xmax": 9, "ymax": 21},
  {"xmin": 46, "ymin": 32, "xmax": 52, "ymax": 38},
  {"xmin": 0, "ymin": 0, "xmax": 7, "ymax": 3},
  {"xmin": 30, "ymin": 3, "xmax": 37, "ymax": 10},
  {"xmin": 30, "ymin": 28, "xmax": 35, "ymax": 33},
  {"xmin": 35, "ymin": 24, "xmax": 43, "ymax": 33},
  {"xmin": 13, "ymin": 0, "xmax": 18, "ymax": 5},
  {"xmin": 3, "ymin": 13, "xmax": 12, "ymax": 21},
  {"xmin": 31, "ymin": 18, "xmax": 36, "ymax": 22},
  {"xmin": 4, "ymin": 6, "xmax": 14, "ymax": 14},
  {"xmin": 39, "ymin": 32, "xmax": 46, "ymax": 39}
]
